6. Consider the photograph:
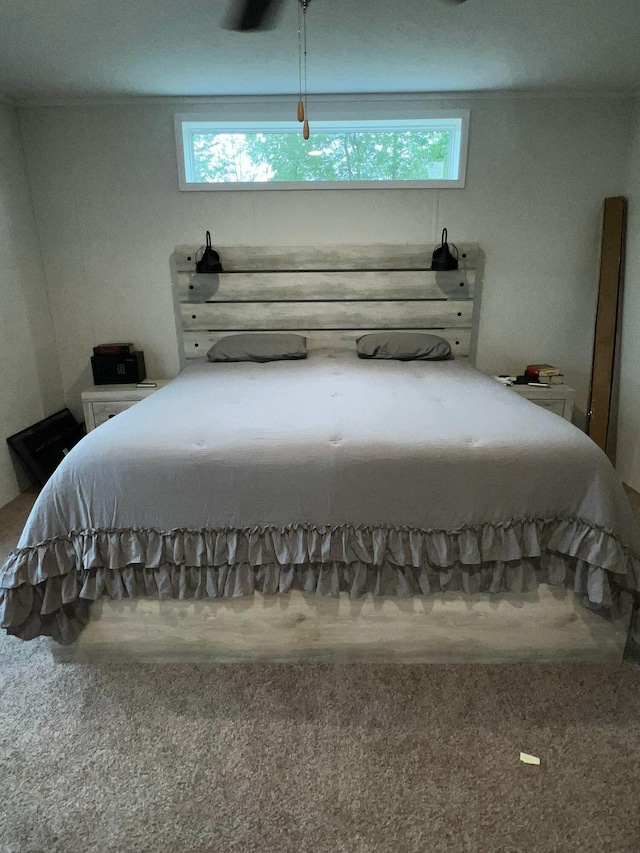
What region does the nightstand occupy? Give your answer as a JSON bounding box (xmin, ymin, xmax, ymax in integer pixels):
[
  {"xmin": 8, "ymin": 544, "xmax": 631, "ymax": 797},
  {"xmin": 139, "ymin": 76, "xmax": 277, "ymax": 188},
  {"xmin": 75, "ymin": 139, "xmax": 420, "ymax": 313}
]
[
  {"xmin": 509, "ymin": 383, "xmax": 575, "ymax": 421},
  {"xmin": 82, "ymin": 381, "xmax": 171, "ymax": 431}
]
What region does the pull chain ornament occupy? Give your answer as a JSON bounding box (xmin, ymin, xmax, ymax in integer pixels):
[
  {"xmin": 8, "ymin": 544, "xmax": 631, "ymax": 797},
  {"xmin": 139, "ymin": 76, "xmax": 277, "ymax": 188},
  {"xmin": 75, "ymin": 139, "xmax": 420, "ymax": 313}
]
[{"xmin": 297, "ymin": 0, "xmax": 312, "ymax": 136}]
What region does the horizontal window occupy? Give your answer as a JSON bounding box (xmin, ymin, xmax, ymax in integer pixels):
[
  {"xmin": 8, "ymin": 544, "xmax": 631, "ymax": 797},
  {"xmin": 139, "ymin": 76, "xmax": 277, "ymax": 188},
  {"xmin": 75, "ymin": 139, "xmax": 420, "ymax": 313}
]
[{"xmin": 175, "ymin": 113, "xmax": 469, "ymax": 191}]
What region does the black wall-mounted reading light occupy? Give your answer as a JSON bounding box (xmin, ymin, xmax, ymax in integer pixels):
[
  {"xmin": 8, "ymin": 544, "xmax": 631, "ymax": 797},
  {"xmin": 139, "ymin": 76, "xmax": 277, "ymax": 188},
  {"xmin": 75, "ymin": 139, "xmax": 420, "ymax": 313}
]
[
  {"xmin": 195, "ymin": 230, "xmax": 223, "ymax": 273},
  {"xmin": 431, "ymin": 228, "xmax": 459, "ymax": 271}
]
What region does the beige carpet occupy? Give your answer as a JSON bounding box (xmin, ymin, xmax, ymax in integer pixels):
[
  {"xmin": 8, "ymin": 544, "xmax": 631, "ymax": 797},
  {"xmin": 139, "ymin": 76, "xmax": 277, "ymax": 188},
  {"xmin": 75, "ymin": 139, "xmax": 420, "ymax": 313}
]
[{"xmin": 2, "ymin": 491, "xmax": 640, "ymax": 852}]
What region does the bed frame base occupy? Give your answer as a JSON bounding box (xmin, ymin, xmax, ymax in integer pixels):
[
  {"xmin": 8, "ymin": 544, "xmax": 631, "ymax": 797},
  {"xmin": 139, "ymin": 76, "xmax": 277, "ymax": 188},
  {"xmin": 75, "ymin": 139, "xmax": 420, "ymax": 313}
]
[{"xmin": 50, "ymin": 587, "xmax": 627, "ymax": 665}]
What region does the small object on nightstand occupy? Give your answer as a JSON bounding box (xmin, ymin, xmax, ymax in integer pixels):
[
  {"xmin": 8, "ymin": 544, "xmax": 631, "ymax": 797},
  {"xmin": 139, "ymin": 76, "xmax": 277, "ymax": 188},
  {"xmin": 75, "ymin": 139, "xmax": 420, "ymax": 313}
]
[
  {"xmin": 525, "ymin": 363, "xmax": 558, "ymax": 374},
  {"xmin": 524, "ymin": 363, "xmax": 562, "ymax": 383},
  {"xmin": 91, "ymin": 349, "xmax": 146, "ymax": 385},
  {"xmin": 93, "ymin": 343, "xmax": 134, "ymax": 356},
  {"xmin": 136, "ymin": 382, "xmax": 157, "ymax": 388},
  {"xmin": 494, "ymin": 375, "xmax": 517, "ymax": 386}
]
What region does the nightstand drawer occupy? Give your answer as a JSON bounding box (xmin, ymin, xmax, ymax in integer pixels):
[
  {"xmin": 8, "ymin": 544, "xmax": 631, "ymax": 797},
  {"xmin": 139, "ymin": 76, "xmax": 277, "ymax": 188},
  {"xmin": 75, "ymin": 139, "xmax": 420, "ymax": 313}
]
[
  {"xmin": 92, "ymin": 402, "xmax": 136, "ymax": 428},
  {"xmin": 94, "ymin": 414, "xmax": 120, "ymax": 427},
  {"xmin": 507, "ymin": 382, "xmax": 576, "ymax": 422},
  {"xmin": 81, "ymin": 380, "xmax": 170, "ymax": 431},
  {"xmin": 530, "ymin": 399, "xmax": 565, "ymax": 416},
  {"xmin": 92, "ymin": 401, "xmax": 136, "ymax": 417}
]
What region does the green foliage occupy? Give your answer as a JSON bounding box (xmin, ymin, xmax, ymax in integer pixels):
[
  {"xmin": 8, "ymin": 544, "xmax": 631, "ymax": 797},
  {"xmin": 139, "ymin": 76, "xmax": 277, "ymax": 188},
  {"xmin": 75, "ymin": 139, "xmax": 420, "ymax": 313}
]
[{"xmin": 192, "ymin": 129, "xmax": 452, "ymax": 183}]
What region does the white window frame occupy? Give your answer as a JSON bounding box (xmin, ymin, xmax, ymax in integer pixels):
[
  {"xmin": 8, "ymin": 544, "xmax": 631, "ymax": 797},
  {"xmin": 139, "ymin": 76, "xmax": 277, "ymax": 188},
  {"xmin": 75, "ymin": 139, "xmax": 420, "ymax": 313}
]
[{"xmin": 175, "ymin": 109, "xmax": 470, "ymax": 191}]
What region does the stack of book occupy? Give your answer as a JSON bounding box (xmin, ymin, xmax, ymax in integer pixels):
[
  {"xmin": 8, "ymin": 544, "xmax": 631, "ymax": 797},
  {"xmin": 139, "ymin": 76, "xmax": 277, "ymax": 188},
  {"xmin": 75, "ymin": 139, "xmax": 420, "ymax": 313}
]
[{"xmin": 524, "ymin": 363, "xmax": 564, "ymax": 385}]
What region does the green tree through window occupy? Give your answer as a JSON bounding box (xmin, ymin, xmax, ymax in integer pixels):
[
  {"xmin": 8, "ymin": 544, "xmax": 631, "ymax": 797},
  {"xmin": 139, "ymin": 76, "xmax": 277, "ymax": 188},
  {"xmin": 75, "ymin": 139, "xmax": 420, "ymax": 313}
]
[{"xmin": 192, "ymin": 130, "xmax": 452, "ymax": 183}]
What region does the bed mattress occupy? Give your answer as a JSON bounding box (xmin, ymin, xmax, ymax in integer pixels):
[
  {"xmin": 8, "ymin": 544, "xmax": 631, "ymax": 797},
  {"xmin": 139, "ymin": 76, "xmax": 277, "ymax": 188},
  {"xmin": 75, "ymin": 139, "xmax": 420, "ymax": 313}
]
[{"xmin": 2, "ymin": 349, "xmax": 639, "ymax": 644}]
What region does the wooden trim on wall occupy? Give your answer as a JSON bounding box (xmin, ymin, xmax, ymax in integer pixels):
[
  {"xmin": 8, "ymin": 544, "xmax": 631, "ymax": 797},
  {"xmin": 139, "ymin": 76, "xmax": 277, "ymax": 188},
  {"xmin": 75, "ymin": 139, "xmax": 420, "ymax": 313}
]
[{"xmin": 587, "ymin": 196, "xmax": 627, "ymax": 453}]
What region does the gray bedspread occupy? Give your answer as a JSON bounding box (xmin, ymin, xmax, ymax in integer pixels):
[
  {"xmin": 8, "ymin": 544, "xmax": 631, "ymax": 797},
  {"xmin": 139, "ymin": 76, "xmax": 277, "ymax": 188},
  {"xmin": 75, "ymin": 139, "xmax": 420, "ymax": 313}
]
[{"xmin": 2, "ymin": 349, "xmax": 640, "ymax": 644}]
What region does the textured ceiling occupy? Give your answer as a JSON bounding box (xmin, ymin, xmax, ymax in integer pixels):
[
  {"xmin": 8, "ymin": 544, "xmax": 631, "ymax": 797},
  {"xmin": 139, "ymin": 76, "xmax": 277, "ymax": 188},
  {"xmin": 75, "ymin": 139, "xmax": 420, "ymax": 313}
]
[{"xmin": 1, "ymin": 0, "xmax": 640, "ymax": 101}]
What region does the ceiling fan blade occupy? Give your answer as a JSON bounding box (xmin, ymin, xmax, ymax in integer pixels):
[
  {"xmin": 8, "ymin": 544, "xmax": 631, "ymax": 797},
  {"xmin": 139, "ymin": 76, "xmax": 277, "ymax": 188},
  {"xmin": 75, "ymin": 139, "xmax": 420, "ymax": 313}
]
[{"xmin": 225, "ymin": 0, "xmax": 285, "ymax": 32}]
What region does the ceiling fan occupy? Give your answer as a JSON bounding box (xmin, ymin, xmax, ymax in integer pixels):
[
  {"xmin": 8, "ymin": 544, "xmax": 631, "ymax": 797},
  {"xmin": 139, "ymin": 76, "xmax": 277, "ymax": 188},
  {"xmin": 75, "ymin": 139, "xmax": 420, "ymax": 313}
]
[
  {"xmin": 226, "ymin": 0, "xmax": 468, "ymax": 32},
  {"xmin": 226, "ymin": 0, "xmax": 285, "ymax": 31}
]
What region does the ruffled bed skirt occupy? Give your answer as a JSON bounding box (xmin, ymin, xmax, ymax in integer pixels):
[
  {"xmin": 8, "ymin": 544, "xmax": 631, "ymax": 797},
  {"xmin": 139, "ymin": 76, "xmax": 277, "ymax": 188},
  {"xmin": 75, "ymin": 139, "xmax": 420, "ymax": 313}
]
[{"xmin": 1, "ymin": 518, "xmax": 639, "ymax": 645}]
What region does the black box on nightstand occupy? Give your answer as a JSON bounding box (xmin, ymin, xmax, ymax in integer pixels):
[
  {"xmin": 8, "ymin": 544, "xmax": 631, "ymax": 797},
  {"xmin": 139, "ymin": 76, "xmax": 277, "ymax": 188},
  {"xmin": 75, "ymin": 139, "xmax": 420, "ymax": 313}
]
[{"xmin": 91, "ymin": 351, "xmax": 146, "ymax": 385}]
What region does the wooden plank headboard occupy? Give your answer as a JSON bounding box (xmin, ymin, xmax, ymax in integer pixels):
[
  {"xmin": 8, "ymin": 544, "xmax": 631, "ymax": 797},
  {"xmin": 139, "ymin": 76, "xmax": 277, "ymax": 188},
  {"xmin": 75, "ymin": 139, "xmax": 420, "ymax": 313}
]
[{"xmin": 172, "ymin": 243, "xmax": 481, "ymax": 366}]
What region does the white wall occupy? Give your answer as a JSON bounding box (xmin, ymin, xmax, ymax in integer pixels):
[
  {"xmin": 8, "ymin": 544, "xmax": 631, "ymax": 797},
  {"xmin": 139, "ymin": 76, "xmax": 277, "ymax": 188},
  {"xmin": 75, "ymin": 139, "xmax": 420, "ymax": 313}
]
[
  {"xmin": 0, "ymin": 101, "xmax": 64, "ymax": 507},
  {"xmin": 18, "ymin": 95, "xmax": 633, "ymax": 431},
  {"xmin": 617, "ymin": 103, "xmax": 640, "ymax": 491}
]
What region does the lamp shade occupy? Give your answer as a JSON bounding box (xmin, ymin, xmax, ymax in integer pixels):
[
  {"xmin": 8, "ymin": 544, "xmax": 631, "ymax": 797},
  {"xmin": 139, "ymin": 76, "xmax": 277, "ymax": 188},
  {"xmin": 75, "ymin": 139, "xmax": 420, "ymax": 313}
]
[
  {"xmin": 430, "ymin": 228, "xmax": 458, "ymax": 271},
  {"xmin": 196, "ymin": 231, "xmax": 223, "ymax": 273}
]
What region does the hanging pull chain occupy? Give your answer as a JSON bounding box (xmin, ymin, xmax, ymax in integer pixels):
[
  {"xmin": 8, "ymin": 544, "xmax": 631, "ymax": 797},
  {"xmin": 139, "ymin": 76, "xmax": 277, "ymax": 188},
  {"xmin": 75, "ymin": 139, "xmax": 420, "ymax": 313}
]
[
  {"xmin": 303, "ymin": 0, "xmax": 308, "ymax": 136},
  {"xmin": 297, "ymin": 0, "xmax": 311, "ymax": 138},
  {"xmin": 297, "ymin": 0, "xmax": 304, "ymax": 122}
]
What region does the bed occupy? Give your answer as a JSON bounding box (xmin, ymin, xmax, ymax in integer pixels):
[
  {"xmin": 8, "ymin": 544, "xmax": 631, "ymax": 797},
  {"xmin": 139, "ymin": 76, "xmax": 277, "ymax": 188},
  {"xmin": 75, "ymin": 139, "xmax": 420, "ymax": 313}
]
[{"xmin": 1, "ymin": 242, "xmax": 639, "ymax": 663}]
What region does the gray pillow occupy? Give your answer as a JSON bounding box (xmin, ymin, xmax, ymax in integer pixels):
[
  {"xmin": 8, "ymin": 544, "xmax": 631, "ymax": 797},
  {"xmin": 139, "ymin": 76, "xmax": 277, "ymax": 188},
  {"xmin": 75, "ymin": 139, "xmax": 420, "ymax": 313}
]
[
  {"xmin": 356, "ymin": 332, "xmax": 452, "ymax": 361},
  {"xmin": 207, "ymin": 333, "xmax": 307, "ymax": 362}
]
